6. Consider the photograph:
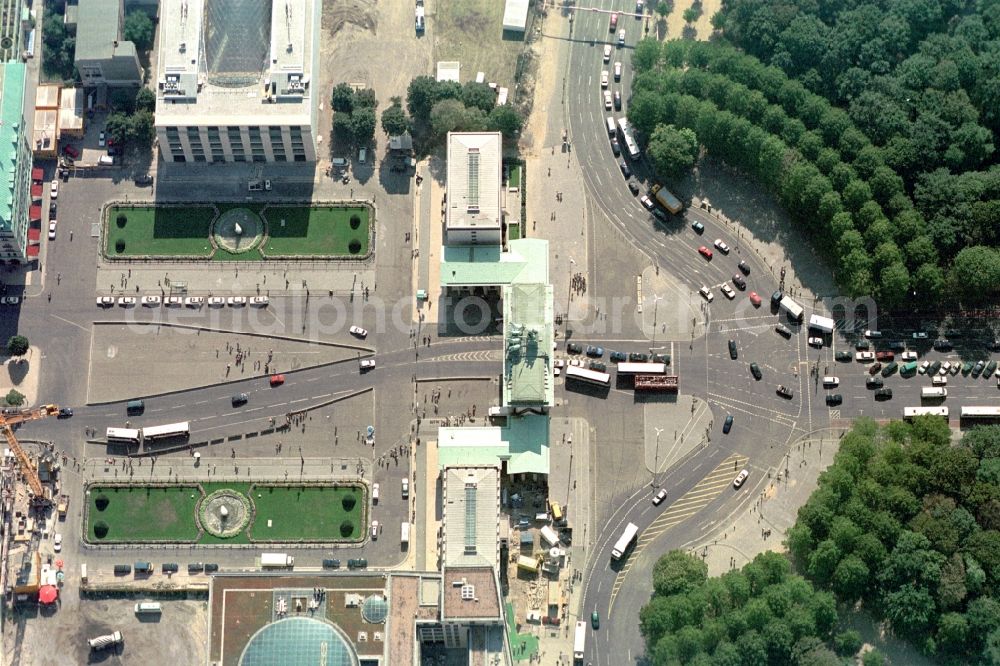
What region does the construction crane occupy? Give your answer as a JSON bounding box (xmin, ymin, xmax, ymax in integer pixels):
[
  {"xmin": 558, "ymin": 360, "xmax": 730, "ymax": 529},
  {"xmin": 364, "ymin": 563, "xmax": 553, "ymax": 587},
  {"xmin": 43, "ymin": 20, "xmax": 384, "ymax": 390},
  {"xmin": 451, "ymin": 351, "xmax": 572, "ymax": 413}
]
[{"xmin": 0, "ymin": 404, "xmax": 58, "ymax": 504}]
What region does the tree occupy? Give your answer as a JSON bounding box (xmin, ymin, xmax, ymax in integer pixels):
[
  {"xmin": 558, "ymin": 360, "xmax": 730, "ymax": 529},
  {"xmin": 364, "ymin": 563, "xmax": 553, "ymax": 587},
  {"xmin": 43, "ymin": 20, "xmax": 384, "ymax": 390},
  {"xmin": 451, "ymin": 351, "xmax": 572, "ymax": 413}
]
[
  {"xmin": 135, "ymin": 87, "xmax": 156, "ymax": 113},
  {"xmin": 652, "ymin": 550, "xmax": 708, "ymax": 597},
  {"xmin": 354, "ymin": 88, "xmax": 378, "ymax": 110},
  {"xmin": 429, "ymin": 99, "xmax": 484, "ymax": 137},
  {"xmin": 350, "ymin": 108, "xmax": 377, "ymax": 145},
  {"xmin": 380, "ymin": 102, "xmax": 410, "ymax": 137},
  {"xmin": 6, "ymin": 335, "xmax": 29, "ymax": 357},
  {"xmin": 461, "ymin": 82, "xmax": 497, "ymax": 114},
  {"xmin": 646, "ymin": 124, "xmax": 699, "ymax": 179},
  {"xmin": 406, "ymin": 75, "xmax": 439, "ymax": 119},
  {"xmin": 682, "ymin": 6, "xmax": 701, "ymax": 24},
  {"xmin": 833, "ymin": 629, "xmax": 862, "ymax": 656},
  {"xmin": 331, "ymin": 83, "xmax": 356, "ymax": 114},
  {"xmin": 486, "ymin": 105, "xmax": 524, "ymax": 138},
  {"xmin": 123, "ymin": 10, "xmax": 154, "ymax": 51},
  {"xmin": 4, "ymin": 389, "xmax": 24, "ymax": 406},
  {"xmin": 633, "ymin": 39, "xmax": 662, "ymax": 73}
]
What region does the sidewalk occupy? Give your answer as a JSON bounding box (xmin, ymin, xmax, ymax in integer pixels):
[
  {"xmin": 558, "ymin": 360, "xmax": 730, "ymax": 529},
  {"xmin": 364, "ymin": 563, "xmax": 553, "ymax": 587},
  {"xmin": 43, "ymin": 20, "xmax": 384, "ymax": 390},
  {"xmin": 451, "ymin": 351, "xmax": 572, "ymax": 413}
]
[{"xmin": 83, "ymin": 455, "xmax": 372, "ymax": 484}]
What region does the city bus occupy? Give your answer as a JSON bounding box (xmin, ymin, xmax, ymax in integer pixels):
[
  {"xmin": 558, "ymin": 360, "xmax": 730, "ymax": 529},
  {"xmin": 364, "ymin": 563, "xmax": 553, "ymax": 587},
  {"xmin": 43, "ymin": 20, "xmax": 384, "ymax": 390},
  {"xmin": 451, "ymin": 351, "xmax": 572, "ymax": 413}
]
[
  {"xmin": 616, "ymin": 117, "xmax": 641, "ymax": 159},
  {"xmin": 565, "ymin": 365, "xmax": 611, "ymax": 386},
  {"xmin": 574, "ymin": 621, "xmax": 586, "ymax": 662},
  {"xmin": 616, "ymin": 362, "xmax": 667, "ymax": 375},
  {"xmin": 611, "ymin": 522, "xmax": 639, "ymax": 560},
  {"xmin": 106, "ymin": 427, "xmax": 140, "ymax": 445},
  {"xmin": 141, "ymin": 422, "xmax": 190, "ymax": 441},
  {"xmin": 960, "ymin": 406, "xmax": 1000, "ymax": 425},
  {"xmin": 920, "ymin": 387, "xmax": 947, "ymax": 399},
  {"xmin": 903, "ymin": 406, "xmax": 949, "ymax": 420}
]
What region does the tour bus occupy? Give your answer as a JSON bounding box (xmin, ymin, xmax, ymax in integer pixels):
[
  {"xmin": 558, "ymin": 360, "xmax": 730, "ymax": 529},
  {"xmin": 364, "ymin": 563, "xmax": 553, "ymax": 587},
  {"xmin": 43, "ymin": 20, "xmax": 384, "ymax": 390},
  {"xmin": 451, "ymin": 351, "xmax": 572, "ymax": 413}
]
[
  {"xmin": 611, "ymin": 522, "xmax": 639, "ymax": 560},
  {"xmin": 106, "ymin": 427, "xmax": 140, "ymax": 445}
]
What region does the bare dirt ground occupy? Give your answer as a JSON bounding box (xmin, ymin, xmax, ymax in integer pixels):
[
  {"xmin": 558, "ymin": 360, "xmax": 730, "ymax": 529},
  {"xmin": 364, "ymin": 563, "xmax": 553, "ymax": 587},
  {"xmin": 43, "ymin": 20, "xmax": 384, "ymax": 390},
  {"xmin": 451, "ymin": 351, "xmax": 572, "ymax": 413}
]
[
  {"xmin": 665, "ymin": 0, "xmax": 722, "ymax": 40},
  {"xmin": 433, "ymin": 0, "xmax": 526, "ymax": 88}
]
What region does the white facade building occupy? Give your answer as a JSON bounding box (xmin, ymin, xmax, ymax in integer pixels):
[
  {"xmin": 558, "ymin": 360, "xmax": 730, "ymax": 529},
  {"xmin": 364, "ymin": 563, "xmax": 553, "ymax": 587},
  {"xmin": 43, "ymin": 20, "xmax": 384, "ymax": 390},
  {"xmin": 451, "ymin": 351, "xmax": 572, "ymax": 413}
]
[{"xmin": 445, "ymin": 132, "xmax": 503, "ymax": 245}]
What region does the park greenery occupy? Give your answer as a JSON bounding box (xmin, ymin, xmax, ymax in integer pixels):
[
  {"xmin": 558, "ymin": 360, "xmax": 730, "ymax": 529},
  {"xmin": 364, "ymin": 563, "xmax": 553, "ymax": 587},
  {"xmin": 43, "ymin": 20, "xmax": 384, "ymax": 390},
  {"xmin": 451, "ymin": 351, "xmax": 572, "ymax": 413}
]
[
  {"xmin": 628, "ymin": 9, "xmax": 1000, "ymax": 307},
  {"xmin": 42, "ymin": 4, "xmax": 75, "ymax": 82},
  {"xmin": 4, "ymin": 390, "xmax": 24, "ymax": 407},
  {"xmin": 641, "ymin": 419, "xmax": 1000, "ymax": 664},
  {"xmin": 331, "ymin": 83, "xmax": 378, "ymax": 147},
  {"xmin": 5, "ymin": 335, "xmax": 29, "ymax": 357},
  {"xmin": 122, "ymin": 10, "xmax": 154, "ymax": 52},
  {"xmin": 405, "ymin": 76, "xmax": 525, "ymax": 151}
]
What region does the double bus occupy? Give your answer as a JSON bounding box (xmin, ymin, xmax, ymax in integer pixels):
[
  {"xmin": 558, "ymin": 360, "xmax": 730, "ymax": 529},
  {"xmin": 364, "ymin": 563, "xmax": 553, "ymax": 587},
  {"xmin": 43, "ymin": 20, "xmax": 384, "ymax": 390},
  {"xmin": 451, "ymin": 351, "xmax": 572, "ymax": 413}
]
[
  {"xmin": 141, "ymin": 422, "xmax": 190, "ymax": 441},
  {"xmin": 611, "ymin": 522, "xmax": 639, "ymax": 560},
  {"xmin": 903, "ymin": 406, "xmax": 949, "ymax": 420},
  {"xmin": 616, "ymin": 362, "xmax": 667, "ymax": 375},
  {"xmin": 106, "ymin": 427, "xmax": 140, "ymax": 445},
  {"xmin": 960, "ymin": 406, "xmax": 1000, "ymax": 425},
  {"xmin": 565, "ymin": 365, "xmax": 611, "ymax": 386},
  {"xmin": 616, "ymin": 118, "xmax": 641, "ymax": 159}
]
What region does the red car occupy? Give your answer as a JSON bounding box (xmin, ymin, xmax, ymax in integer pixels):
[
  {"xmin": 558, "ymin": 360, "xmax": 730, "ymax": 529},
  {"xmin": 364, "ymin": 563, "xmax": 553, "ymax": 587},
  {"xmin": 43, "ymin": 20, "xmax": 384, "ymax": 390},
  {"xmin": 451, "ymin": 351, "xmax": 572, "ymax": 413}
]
[
  {"xmin": 875, "ymin": 351, "xmax": 895, "ymax": 362},
  {"xmin": 62, "ymin": 144, "xmax": 79, "ymax": 158},
  {"xmin": 749, "ymin": 291, "xmax": 761, "ymax": 307},
  {"xmin": 609, "ymin": 11, "xmax": 619, "ymax": 30},
  {"xmin": 698, "ymin": 246, "xmax": 713, "ymax": 260},
  {"xmin": 269, "ymin": 374, "xmax": 285, "ymax": 387}
]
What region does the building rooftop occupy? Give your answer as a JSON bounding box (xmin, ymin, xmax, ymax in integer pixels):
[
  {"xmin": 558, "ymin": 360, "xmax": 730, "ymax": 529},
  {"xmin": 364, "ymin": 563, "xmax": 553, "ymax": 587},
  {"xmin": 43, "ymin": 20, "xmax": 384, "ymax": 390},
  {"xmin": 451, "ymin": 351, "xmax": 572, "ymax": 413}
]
[
  {"xmin": 446, "ymin": 132, "xmax": 502, "ymax": 232},
  {"xmin": 442, "ymin": 466, "xmax": 500, "ymax": 569},
  {"xmin": 436, "ymin": 61, "xmax": 461, "ymax": 83},
  {"xmin": 0, "ymin": 63, "xmax": 25, "ymax": 234},
  {"xmin": 441, "ymin": 238, "xmax": 549, "ymax": 287},
  {"xmin": 441, "ymin": 566, "xmax": 502, "ymax": 622},
  {"xmin": 58, "ymin": 88, "xmax": 85, "ymax": 135},
  {"xmin": 75, "ymin": 0, "xmax": 130, "ymax": 61},
  {"xmin": 34, "ymin": 84, "xmax": 59, "ymax": 109},
  {"xmin": 156, "ymin": 0, "xmax": 317, "ymax": 125},
  {"xmin": 437, "ymin": 414, "xmax": 549, "ymax": 475},
  {"xmin": 503, "ymin": 282, "xmax": 554, "ymax": 406},
  {"xmin": 502, "ymin": 0, "xmax": 530, "ymax": 31},
  {"xmin": 31, "ymin": 109, "xmax": 57, "ymax": 153}
]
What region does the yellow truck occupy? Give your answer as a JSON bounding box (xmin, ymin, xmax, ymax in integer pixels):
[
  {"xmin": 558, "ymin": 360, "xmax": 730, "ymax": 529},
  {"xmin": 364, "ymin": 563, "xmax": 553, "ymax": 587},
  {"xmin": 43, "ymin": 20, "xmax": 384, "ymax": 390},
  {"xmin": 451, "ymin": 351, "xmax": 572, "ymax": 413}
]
[{"xmin": 650, "ymin": 184, "xmax": 683, "ymax": 214}]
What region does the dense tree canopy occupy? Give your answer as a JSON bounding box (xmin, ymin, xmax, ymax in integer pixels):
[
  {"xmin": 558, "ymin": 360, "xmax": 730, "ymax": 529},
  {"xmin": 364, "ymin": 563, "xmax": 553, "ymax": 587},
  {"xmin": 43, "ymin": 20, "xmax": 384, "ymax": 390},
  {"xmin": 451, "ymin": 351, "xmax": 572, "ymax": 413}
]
[
  {"xmin": 330, "ymin": 86, "xmax": 377, "ymax": 146},
  {"xmin": 404, "ymin": 75, "xmax": 524, "ymax": 151}
]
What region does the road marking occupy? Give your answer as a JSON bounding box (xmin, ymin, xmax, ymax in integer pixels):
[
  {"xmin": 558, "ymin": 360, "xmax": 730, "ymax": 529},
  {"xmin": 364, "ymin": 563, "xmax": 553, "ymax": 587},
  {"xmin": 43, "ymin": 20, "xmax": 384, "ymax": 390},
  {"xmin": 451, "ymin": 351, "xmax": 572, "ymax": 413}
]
[
  {"xmin": 608, "ymin": 453, "xmax": 746, "ymax": 612},
  {"xmin": 50, "ymin": 314, "xmax": 90, "ymax": 333}
]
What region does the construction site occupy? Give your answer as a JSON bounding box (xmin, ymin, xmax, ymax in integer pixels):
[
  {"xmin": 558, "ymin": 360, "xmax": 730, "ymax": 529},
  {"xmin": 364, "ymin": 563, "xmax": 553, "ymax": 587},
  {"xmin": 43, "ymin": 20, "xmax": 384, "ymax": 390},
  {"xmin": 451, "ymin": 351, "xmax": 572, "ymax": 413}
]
[{"xmin": 0, "ymin": 404, "xmax": 70, "ymax": 614}]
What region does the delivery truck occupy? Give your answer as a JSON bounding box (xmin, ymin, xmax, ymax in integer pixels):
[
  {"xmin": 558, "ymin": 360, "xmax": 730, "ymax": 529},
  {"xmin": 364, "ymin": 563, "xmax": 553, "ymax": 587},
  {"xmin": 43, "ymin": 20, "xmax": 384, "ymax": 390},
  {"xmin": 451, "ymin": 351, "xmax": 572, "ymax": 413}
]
[
  {"xmin": 260, "ymin": 553, "xmax": 294, "ymax": 568},
  {"xmin": 650, "ymin": 183, "xmax": 683, "ymax": 214}
]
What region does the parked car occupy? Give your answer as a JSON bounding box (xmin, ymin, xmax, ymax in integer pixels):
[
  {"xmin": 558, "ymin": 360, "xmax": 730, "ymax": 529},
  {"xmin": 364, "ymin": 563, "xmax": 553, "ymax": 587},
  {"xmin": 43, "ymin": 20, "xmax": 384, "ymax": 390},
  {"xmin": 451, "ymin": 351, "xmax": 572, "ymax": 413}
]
[
  {"xmin": 585, "ymin": 345, "xmax": 604, "ymax": 358},
  {"xmin": 728, "ymin": 339, "xmax": 737, "ymax": 359},
  {"xmin": 50, "ymin": 180, "xmax": 58, "ymax": 199},
  {"xmin": 185, "ymin": 296, "xmax": 205, "ymax": 307},
  {"xmin": 207, "ymin": 296, "xmax": 225, "ymax": 307},
  {"xmin": 165, "ymin": 296, "xmax": 183, "ymax": 307},
  {"xmin": 619, "ymin": 161, "xmax": 631, "ymax": 178},
  {"xmin": 698, "ymin": 286, "xmax": 714, "ymax": 302},
  {"xmin": 732, "ymin": 274, "xmax": 746, "ymax": 290},
  {"xmin": 775, "ymin": 324, "xmax": 792, "ymax": 338},
  {"xmin": 227, "ymin": 296, "xmax": 247, "ymax": 306},
  {"xmin": 47, "ymin": 221, "xmax": 56, "ymax": 240},
  {"xmin": 856, "ymin": 351, "xmax": 875, "ymax": 362},
  {"xmin": 609, "ymin": 350, "xmax": 627, "ymax": 362},
  {"xmin": 749, "ymin": 291, "xmax": 761, "ymax": 307},
  {"xmin": 610, "ymin": 138, "xmax": 620, "ymax": 156},
  {"xmin": 826, "ymin": 394, "xmax": 843, "ymax": 406},
  {"xmin": 141, "ymin": 295, "xmax": 160, "ymax": 307},
  {"xmin": 776, "ymin": 385, "xmax": 793, "ymax": 398},
  {"xmin": 589, "ymin": 361, "xmax": 607, "ymax": 372},
  {"xmin": 912, "ymin": 331, "xmax": 929, "ymax": 339},
  {"xmin": 749, "ymin": 362, "xmax": 762, "ymax": 380},
  {"xmin": 96, "ymin": 296, "xmax": 115, "ymax": 307},
  {"xmin": 628, "ymin": 352, "xmax": 649, "ymax": 362},
  {"xmin": 250, "ymin": 296, "xmax": 269, "ymax": 306},
  {"xmin": 63, "ymin": 144, "xmax": 79, "ymax": 158},
  {"xmin": 350, "ymin": 325, "xmax": 369, "ymax": 338},
  {"xmin": 835, "ymin": 351, "xmax": 852, "ymax": 362},
  {"xmin": 723, "ymin": 414, "xmax": 734, "ymax": 434},
  {"xmin": 567, "ymin": 342, "xmax": 583, "ymax": 354},
  {"xmin": 901, "ymin": 351, "xmax": 918, "ymax": 361},
  {"xmin": 639, "ymin": 194, "xmax": 655, "ymax": 210},
  {"xmin": 874, "ymin": 388, "xmax": 893, "ymax": 400},
  {"xmin": 737, "ymin": 260, "xmax": 750, "ymax": 275},
  {"xmin": 933, "ymin": 339, "xmax": 953, "ymax": 351},
  {"xmin": 866, "ymin": 376, "xmax": 883, "ymax": 389},
  {"xmin": 118, "ymin": 296, "xmax": 136, "ymax": 307},
  {"xmin": 808, "ymin": 337, "xmax": 823, "ymax": 347},
  {"xmin": 720, "ymin": 284, "xmax": 736, "ymax": 300}
]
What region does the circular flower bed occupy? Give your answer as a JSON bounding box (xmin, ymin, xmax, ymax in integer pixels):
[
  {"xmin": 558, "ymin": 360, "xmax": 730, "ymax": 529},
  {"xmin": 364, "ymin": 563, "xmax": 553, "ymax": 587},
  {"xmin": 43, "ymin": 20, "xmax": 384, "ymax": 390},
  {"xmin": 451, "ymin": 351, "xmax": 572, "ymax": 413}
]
[{"xmin": 198, "ymin": 489, "xmax": 252, "ymax": 538}]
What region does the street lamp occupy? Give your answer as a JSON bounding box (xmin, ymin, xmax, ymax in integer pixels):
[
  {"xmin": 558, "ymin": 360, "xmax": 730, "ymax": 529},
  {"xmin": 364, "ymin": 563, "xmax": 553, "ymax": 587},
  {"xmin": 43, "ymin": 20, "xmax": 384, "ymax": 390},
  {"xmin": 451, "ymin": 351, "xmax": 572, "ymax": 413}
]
[{"xmin": 652, "ymin": 427, "xmax": 664, "ymax": 487}]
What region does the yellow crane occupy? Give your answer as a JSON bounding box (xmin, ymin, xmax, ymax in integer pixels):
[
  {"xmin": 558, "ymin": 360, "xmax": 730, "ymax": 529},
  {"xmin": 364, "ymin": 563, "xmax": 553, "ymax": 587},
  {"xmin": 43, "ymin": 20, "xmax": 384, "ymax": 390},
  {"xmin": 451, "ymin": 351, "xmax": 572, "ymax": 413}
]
[{"xmin": 0, "ymin": 404, "xmax": 58, "ymax": 503}]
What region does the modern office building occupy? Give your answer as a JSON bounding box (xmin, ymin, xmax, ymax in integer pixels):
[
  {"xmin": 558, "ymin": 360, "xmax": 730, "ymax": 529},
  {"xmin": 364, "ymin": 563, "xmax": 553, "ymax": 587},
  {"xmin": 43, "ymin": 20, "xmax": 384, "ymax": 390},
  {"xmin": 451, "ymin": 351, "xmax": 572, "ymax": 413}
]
[
  {"xmin": 73, "ymin": 0, "xmax": 144, "ymax": 88},
  {"xmin": 0, "ymin": 63, "xmax": 34, "ymax": 265},
  {"xmin": 154, "ymin": 0, "xmax": 321, "ymax": 163}
]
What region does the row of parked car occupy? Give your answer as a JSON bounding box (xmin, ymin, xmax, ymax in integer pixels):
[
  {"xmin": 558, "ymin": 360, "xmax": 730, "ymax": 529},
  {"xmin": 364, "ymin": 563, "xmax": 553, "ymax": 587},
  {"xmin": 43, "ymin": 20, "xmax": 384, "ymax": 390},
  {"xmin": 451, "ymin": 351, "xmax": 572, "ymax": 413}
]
[
  {"xmin": 113, "ymin": 562, "xmax": 219, "ymax": 575},
  {"xmin": 96, "ymin": 295, "xmax": 269, "ymax": 308}
]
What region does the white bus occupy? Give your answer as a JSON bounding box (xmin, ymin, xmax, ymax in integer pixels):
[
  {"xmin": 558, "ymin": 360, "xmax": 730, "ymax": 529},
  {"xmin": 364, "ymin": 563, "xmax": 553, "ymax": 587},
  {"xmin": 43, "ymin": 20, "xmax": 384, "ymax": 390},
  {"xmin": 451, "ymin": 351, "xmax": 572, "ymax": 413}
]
[
  {"xmin": 808, "ymin": 314, "xmax": 835, "ymax": 333},
  {"xmin": 960, "ymin": 406, "xmax": 1000, "ymax": 425},
  {"xmin": 779, "ymin": 296, "xmax": 804, "ymax": 323},
  {"xmin": 574, "ymin": 621, "xmax": 586, "ymax": 662},
  {"xmin": 611, "ymin": 522, "xmax": 639, "ymax": 560},
  {"xmin": 565, "ymin": 365, "xmax": 611, "ymax": 386},
  {"xmin": 141, "ymin": 422, "xmax": 190, "ymax": 440},
  {"xmin": 921, "ymin": 387, "xmax": 947, "ymax": 399},
  {"xmin": 903, "ymin": 406, "xmax": 949, "ymax": 420},
  {"xmin": 106, "ymin": 427, "xmax": 140, "ymax": 445},
  {"xmin": 616, "ymin": 362, "xmax": 667, "ymax": 375},
  {"xmin": 616, "ymin": 117, "xmax": 640, "ymax": 159}
]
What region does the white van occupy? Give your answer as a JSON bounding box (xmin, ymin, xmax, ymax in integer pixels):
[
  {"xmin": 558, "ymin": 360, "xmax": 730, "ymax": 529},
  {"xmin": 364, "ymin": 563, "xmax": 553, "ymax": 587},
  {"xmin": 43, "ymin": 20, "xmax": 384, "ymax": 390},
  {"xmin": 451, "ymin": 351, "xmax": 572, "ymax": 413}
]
[
  {"xmin": 921, "ymin": 386, "xmax": 947, "ymax": 398},
  {"xmin": 134, "ymin": 602, "xmax": 161, "ymax": 614},
  {"xmin": 98, "ymin": 155, "xmax": 114, "ymax": 166},
  {"xmin": 606, "ymin": 116, "xmax": 616, "ymax": 136},
  {"xmin": 822, "ymin": 376, "xmax": 839, "ymax": 388},
  {"xmin": 932, "ymin": 375, "xmax": 948, "ymax": 386},
  {"xmin": 80, "ymin": 563, "xmax": 88, "ymax": 582},
  {"xmin": 401, "ymin": 522, "xmax": 410, "ymax": 546}
]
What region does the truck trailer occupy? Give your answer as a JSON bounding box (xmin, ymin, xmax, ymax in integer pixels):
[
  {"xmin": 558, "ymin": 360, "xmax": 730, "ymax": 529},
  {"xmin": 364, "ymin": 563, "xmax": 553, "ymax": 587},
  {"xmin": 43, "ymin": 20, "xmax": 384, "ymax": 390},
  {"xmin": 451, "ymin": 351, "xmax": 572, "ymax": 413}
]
[
  {"xmin": 650, "ymin": 184, "xmax": 683, "ymax": 214},
  {"xmin": 88, "ymin": 631, "xmax": 123, "ymax": 651}
]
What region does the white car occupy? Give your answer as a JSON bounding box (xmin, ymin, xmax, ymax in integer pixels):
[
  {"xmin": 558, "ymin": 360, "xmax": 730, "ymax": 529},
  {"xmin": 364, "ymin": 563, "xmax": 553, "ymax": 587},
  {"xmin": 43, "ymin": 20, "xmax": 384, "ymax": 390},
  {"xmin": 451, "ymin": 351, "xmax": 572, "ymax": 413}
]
[
  {"xmin": 714, "ymin": 239, "xmax": 730, "ymax": 254},
  {"xmin": 50, "ymin": 180, "xmax": 58, "ymax": 199},
  {"xmin": 601, "ymin": 70, "xmax": 609, "ymax": 88},
  {"xmin": 856, "ymin": 351, "xmax": 875, "ymax": 362},
  {"xmin": 360, "ymin": 359, "xmax": 376, "ymax": 370},
  {"xmin": 918, "ymin": 360, "xmax": 931, "ymax": 374},
  {"xmin": 0, "ymin": 296, "xmax": 19, "ymax": 305},
  {"xmin": 863, "ymin": 330, "xmax": 882, "ymax": 338},
  {"xmin": 350, "ymin": 325, "xmax": 368, "ymax": 338},
  {"xmin": 372, "ymin": 483, "xmax": 380, "ymax": 501},
  {"xmin": 603, "ymin": 90, "xmax": 612, "ymax": 110},
  {"xmin": 617, "ymin": 29, "xmax": 625, "ymax": 46},
  {"xmin": 733, "ymin": 469, "xmax": 749, "ymax": 488},
  {"xmin": 822, "ymin": 377, "xmax": 840, "ymax": 387},
  {"xmin": 165, "ymin": 296, "xmax": 183, "ymax": 307},
  {"xmin": 932, "ymin": 375, "xmax": 948, "ymax": 386},
  {"xmin": 698, "ymin": 286, "xmax": 714, "ymax": 302},
  {"xmin": 939, "ymin": 362, "xmax": 951, "ymax": 375},
  {"xmin": 950, "ymin": 363, "xmax": 960, "ymax": 375},
  {"xmin": 250, "ymin": 296, "xmax": 269, "ymax": 307},
  {"xmin": 639, "ymin": 195, "xmax": 655, "ymax": 210},
  {"xmin": 720, "ymin": 284, "xmax": 736, "ymax": 300},
  {"xmin": 901, "ymin": 351, "xmax": 918, "ymax": 361},
  {"xmin": 652, "ymin": 489, "xmax": 667, "ymax": 505},
  {"xmin": 118, "ymin": 296, "xmax": 136, "ymax": 307},
  {"xmin": 208, "ymin": 296, "xmax": 225, "ymax": 307},
  {"xmin": 554, "ymin": 359, "xmax": 565, "ymax": 368},
  {"xmin": 614, "ymin": 61, "xmax": 622, "ymax": 81},
  {"xmin": 98, "ymin": 131, "xmax": 106, "ymax": 147},
  {"xmin": 808, "ymin": 337, "xmax": 823, "ymax": 347},
  {"xmin": 603, "ymin": 44, "xmax": 612, "ymax": 62},
  {"xmin": 568, "ymin": 358, "xmax": 583, "ymax": 367},
  {"xmin": 912, "ymin": 331, "xmax": 928, "ymax": 339},
  {"xmin": 53, "ymin": 533, "xmax": 62, "ymax": 552},
  {"xmin": 185, "ymin": 296, "xmax": 205, "ymax": 307},
  {"xmin": 96, "ymin": 296, "xmax": 115, "ymax": 307},
  {"xmin": 371, "ymin": 520, "xmax": 379, "ymax": 539},
  {"xmin": 227, "ymin": 296, "xmax": 247, "ymax": 306},
  {"xmin": 48, "ymin": 221, "xmax": 56, "ymax": 240},
  {"xmin": 141, "ymin": 295, "xmax": 161, "ymax": 307}
]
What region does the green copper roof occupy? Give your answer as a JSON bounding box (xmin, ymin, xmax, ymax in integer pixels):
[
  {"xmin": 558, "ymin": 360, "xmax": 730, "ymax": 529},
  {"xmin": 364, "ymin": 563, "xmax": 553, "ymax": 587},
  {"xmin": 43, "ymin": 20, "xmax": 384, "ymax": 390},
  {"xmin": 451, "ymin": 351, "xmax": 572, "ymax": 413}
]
[{"xmin": 0, "ymin": 62, "xmax": 25, "ymax": 233}]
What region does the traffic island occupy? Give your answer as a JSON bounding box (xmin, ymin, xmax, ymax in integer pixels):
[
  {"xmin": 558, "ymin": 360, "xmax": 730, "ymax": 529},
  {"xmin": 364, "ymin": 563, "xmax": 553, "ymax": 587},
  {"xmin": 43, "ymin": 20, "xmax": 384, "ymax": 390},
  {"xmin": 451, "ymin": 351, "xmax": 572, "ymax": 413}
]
[{"xmin": 84, "ymin": 481, "xmax": 367, "ymax": 545}]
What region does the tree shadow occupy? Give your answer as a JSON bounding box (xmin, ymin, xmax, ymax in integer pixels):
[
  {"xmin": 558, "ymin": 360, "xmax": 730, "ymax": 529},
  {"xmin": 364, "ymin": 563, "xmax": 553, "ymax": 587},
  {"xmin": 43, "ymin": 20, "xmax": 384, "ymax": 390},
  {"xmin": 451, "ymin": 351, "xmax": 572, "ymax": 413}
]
[{"xmin": 6, "ymin": 359, "xmax": 28, "ymax": 385}]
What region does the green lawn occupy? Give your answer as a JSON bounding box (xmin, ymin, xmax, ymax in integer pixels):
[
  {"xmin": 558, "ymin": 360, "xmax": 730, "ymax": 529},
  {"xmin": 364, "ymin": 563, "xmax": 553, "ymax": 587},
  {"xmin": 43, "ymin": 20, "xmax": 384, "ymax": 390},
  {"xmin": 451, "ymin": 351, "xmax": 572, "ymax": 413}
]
[
  {"xmin": 87, "ymin": 485, "xmax": 202, "ymax": 542},
  {"xmin": 263, "ymin": 206, "xmax": 369, "ymax": 257},
  {"xmin": 105, "ymin": 206, "xmax": 217, "ymax": 257},
  {"xmin": 249, "ymin": 485, "xmax": 364, "ymax": 541},
  {"xmin": 505, "ymin": 602, "xmax": 540, "ymax": 661}
]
